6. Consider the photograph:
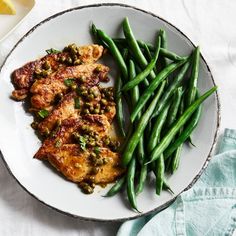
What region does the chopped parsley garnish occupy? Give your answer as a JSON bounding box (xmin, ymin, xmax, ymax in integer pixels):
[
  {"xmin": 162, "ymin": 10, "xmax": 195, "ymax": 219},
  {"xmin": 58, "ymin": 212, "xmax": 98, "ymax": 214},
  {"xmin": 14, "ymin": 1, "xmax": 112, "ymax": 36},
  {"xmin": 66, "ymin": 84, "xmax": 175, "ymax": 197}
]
[
  {"xmin": 38, "ymin": 109, "xmax": 49, "ymax": 119},
  {"xmin": 74, "ymin": 97, "xmax": 81, "ymax": 109},
  {"xmin": 64, "ymin": 78, "xmax": 75, "ymax": 87},
  {"xmin": 46, "ymin": 48, "xmax": 61, "ymax": 55},
  {"xmin": 94, "ymin": 146, "xmax": 100, "ymax": 155},
  {"xmin": 79, "ymin": 136, "xmax": 87, "ymax": 151}
]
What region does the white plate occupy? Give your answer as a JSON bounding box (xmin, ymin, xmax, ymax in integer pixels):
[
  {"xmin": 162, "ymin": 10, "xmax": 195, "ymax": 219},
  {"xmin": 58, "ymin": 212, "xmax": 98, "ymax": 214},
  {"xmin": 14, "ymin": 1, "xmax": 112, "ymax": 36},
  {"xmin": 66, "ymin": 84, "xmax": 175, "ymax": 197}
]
[
  {"xmin": 0, "ymin": 4, "xmax": 220, "ymax": 221},
  {"xmin": 0, "ymin": 0, "xmax": 35, "ymax": 42}
]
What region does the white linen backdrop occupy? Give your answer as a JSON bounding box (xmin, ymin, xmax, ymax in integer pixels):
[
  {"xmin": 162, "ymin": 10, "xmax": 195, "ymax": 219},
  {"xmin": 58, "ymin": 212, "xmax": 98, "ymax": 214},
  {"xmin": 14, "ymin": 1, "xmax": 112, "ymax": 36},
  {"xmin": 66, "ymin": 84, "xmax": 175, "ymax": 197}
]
[{"xmin": 0, "ymin": 0, "xmax": 236, "ymax": 235}]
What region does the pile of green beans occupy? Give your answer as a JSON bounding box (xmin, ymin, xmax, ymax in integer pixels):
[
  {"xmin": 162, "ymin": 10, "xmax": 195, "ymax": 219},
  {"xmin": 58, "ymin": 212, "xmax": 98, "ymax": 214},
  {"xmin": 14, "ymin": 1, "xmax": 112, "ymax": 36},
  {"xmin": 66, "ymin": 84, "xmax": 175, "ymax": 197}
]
[{"xmin": 91, "ymin": 17, "xmax": 217, "ymax": 212}]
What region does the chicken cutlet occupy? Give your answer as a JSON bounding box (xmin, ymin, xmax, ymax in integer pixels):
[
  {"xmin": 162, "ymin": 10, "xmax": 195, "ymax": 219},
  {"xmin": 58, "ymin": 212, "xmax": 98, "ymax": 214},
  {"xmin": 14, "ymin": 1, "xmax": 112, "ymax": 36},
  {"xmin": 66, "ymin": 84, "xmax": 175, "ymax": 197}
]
[
  {"xmin": 30, "ymin": 63, "xmax": 109, "ymax": 110},
  {"xmin": 36, "ymin": 86, "xmax": 116, "ymax": 135},
  {"xmin": 47, "ymin": 145, "xmax": 124, "ymax": 185},
  {"xmin": 35, "ymin": 115, "xmax": 110, "ymax": 160},
  {"xmin": 35, "ymin": 114, "xmax": 124, "ymax": 192},
  {"xmin": 11, "ymin": 44, "xmax": 104, "ymax": 101}
]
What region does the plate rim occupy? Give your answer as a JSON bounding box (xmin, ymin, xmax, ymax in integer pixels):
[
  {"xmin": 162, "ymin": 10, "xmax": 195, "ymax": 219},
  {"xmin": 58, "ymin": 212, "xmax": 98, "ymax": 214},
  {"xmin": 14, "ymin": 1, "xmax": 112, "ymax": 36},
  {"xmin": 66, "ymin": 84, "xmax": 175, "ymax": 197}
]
[{"xmin": 0, "ymin": 3, "xmax": 221, "ymax": 222}]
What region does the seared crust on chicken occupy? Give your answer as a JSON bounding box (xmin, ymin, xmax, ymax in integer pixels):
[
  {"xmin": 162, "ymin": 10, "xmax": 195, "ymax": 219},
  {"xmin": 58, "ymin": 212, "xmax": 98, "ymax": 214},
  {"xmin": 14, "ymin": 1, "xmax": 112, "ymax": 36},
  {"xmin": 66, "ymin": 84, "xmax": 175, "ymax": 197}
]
[
  {"xmin": 11, "ymin": 44, "xmax": 104, "ymax": 100},
  {"xmin": 47, "ymin": 145, "xmax": 124, "ymax": 184},
  {"xmin": 35, "ymin": 115, "xmax": 110, "ymax": 160},
  {"xmin": 30, "ymin": 63, "xmax": 109, "ymax": 110}
]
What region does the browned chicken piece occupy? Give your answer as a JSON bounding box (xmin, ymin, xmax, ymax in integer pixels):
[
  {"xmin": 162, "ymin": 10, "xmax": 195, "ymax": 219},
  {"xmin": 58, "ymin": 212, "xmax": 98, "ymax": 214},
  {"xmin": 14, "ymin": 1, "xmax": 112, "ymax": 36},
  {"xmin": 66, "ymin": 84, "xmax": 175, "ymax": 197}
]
[
  {"xmin": 37, "ymin": 86, "xmax": 101, "ymax": 135},
  {"xmin": 30, "ymin": 63, "xmax": 109, "ymax": 110},
  {"xmin": 103, "ymin": 101, "xmax": 116, "ymax": 123},
  {"xmin": 11, "ymin": 44, "xmax": 104, "ymax": 100},
  {"xmin": 35, "ymin": 114, "xmax": 110, "ymax": 160},
  {"xmin": 46, "ymin": 145, "xmax": 124, "ymax": 184}
]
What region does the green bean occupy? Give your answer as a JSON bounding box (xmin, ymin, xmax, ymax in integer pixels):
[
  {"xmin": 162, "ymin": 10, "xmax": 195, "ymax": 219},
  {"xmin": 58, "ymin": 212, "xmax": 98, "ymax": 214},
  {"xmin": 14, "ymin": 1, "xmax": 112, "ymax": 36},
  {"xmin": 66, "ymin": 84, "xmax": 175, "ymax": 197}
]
[
  {"xmin": 114, "ymin": 48, "xmax": 129, "ymax": 137},
  {"xmin": 122, "ymin": 36, "xmax": 161, "ymax": 92},
  {"xmin": 169, "ymin": 98, "xmax": 185, "ymax": 173},
  {"xmin": 129, "ymin": 60, "xmax": 138, "ymax": 106},
  {"xmin": 143, "ymin": 43, "xmax": 153, "ymax": 62},
  {"xmin": 127, "ymin": 158, "xmax": 140, "ymax": 212},
  {"xmin": 115, "ymin": 76, "xmax": 125, "ymax": 137},
  {"xmin": 134, "ymin": 64, "xmax": 149, "ymax": 89},
  {"xmin": 123, "ymin": 17, "xmax": 156, "ymax": 80},
  {"xmin": 164, "ymin": 95, "xmax": 202, "ymax": 159},
  {"xmin": 113, "ymin": 38, "xmax": 186, "ymax": 61},
  {"xmin": 121, "ymin": 82, "xmax": 166, "ymax": 167},
  {"xmin": 131, "ymin": 59, "xmax": 187, "ymax": 123},
  {"xmin": 159, "ymin": 29, "xmax": 169, "ymax": 67},
  {"xmin": 152, "ymin": 165, "xmax": 174, "ymax": 194},
  {"xmin": 163, "ymin": 179, "xmax": 174, "ymax": 194},
  {"xmin": 129, "ymin": 59, "xmax": 145, "ymax": 164},
  {"xmin": 165, "ymin": 87, "xmax": 184, "ymax": 128},
  {"xmin": 147, "ymin": 101, "xmax": 171, "ymax": 153},
  {"xmin": 151, "ymin": 60, "xmax": 190, "ymax": 119},
  {"xmin": 104, "ymin": 176, "xmax": 126, "ymax": 197},
  {"xmin": 91, "ymin": 23, "xmax": 107, "ymax": 47},
  {"xmin": 146, "ymin": 86, "xmax": 217, "ymax": 164},
  {"xmin": 155, "ymin": 154, "xmax": 165, "ymax": 195},
  {"xmin": 96, "ymin": 28, "xmax": 128, "ymax": 80},
  {"xmin": 171, "ymin": 144, "xmax": 182, "ymax": 173},
  {"xmin": 136, "ymin": 165, "xmax": 148, "ymax": 195},
  {"xmin": 186, "ymin": 46, "xmax": 200, "ymax": 107}
]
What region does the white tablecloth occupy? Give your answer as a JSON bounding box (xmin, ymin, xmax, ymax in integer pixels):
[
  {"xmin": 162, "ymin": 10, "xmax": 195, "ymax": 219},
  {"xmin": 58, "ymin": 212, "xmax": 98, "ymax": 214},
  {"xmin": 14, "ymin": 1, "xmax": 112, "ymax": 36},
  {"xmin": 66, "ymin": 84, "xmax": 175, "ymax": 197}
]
[{"xmin": 0, "ymin": 0, "xmax": 236, "ymax": 235}]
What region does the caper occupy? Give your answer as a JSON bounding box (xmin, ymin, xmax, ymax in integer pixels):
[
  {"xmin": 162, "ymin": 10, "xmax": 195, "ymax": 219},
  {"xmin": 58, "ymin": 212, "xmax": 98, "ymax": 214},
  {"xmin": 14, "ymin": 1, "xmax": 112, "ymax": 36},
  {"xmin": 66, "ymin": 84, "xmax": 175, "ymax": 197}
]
[
  {"xmin": 89, "ymin": 106, "xmax": 94, "ymax": 112},
  {"xmin": 103, "ymin": 158, "xmax": 109, "ymax": 164},
  {"xmin": 81, "ymin": 91, "xmax": 88, "ymax": 96},
  {"xmin": 104, "ymin": 137, "xmax": 110, "ymax": 145},
  {"xmin": 54, "ymin": 92, "xmax": 63, "ymax": 103},
  {"xmin": 31, "ymin": 121, "xmax": 38, "ymax": 130},
  {"xmin": 81, "ymin": 125, "xmax": 87, "ymax": 131},
  {"xmin": 80, "ymin": 85, "xmax": 86, "ymax": 91},
  {"xmin": 71, "ymin": 84, "xmax": 77, "ymax": 90},
  {"xmin": 40, "ymin": 70, "xmax": 50, "ymax": 77},
  {"xmin": 89, "ymin": 137, "xmax": 95, "ymax": 142},
  {"xmin": 66, "ymin": 57, "xmax": 73, "ymax": 64},
  {"xmin": 59, "ymin": 55, "xmax": 66, "ymax": 62},
  {"xmin": 74, "ymin": 163, "xmax": 81, "ymax": 168},
  {"xmin": 89, "ymin": 141, "xmax": 96, "ymax": 147},
  {"xmin": 101, "ymin": 99, "xmax": 107, "ymax": 105},
  {"xmin": 43, "ymin": 61, "xmax": 51, "ymax": 70},
  {"xmin": 94, "ymin": 65, "xmax": 103, "ymax": 73},
  {"xmin": 88, "ymin": 94, "xmax": 94, "ymax": 100},
  {"xmin": 43, "ymin": 128, "xmax": 50, "ymax": 137},
  {"xmin": 94, "ymin": 108, "xmax": 100, "ymax": 114},
  {"xmin": 83, "ymin": 102, "xmax": 89, "ymax": 108},
  {"xmin": 93, "ymin": 90, "xmax": 99, "ymax": 98},
  {"xmin": 105, "ymin": 106, "xmax": 111, "ymax": 112},
  {"xmin": 83, "ymin": 109, "xmax": 90, "ymax": 114},
  {"xmin": 94, "ymin": 158, "xmax": 104, "ymax": 166},
  {"xmin": 79, "ymin": 75, "xmax": 86, "ymax": 83},
  {"xmin": 88, "ymin": 176, "xmax": 95, "ymax": 183},
  {"xmin": 34, "ymin": 69, "xmax": 41, "ymax": 75},
  {"xmin": 91, "ymin": 167, "xmax": 99, "ymax": 174},
  {"xmin": 95, "ymin": 103, "xmax": 100, "ymax": 109},
  {"xmin": 90, "ymin": 152, "xmax": 97, "ymax": 159},
  {"xmin": 79, "ymin": 182, "xmax": 94, "ymax": 194},
  {"xmin": 74, "ymin": 59, "xmax": 81, "ymax": 65}
]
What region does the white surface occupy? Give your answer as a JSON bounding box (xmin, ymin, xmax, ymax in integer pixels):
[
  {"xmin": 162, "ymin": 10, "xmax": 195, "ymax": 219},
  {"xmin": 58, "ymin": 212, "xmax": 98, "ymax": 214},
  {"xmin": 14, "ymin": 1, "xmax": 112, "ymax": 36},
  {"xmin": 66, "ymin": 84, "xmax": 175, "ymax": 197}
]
[
  {"xmin": 0, "ymin": 0, "xmax": 235, "ymax": 235},
  {"xmin": 0, "ymin": 4, "xmax": 219, "ymax": 221},
  {"xmin": 0, "ymin": 0, "xmax": 35, "ymax": 42}
]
